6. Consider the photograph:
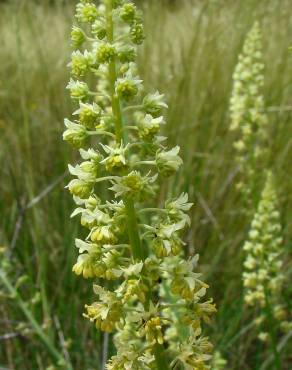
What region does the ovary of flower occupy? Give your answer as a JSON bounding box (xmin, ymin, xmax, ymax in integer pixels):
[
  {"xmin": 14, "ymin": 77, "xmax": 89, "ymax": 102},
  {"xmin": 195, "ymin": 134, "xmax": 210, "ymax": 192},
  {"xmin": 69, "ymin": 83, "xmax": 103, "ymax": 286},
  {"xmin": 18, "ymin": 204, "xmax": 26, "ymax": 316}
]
[
  {"xmin": 71, "ymin": 26, "xmax": 85, "ymax": 48},
  {"xmin": 90, "ymin": 225, "xmax": 117, "ymax": 244},
  {"xmin": 115, "ymin": 72, "xmax": 142, "ymax": 100},
  {"xmin": 92, "ymin": 19, "xmax": 107, "ymax": 40},
  {"xmin": 130, "ymin": 22, "xmax": 145, "ymax": 45},
  {"xmin": 76, "ymin": 2, "xmax": 98, "ymax": 23},
  {"xmin": 73, "ymin": 253, "xmax": 98, "ymax": 278},
  {"xmin": 84, "ymin": 301, "xmax": 120, "ymax": 333},
  {"xmin": 100, "ymin": 143, "xmax": 129, "ymax": 171},
  {"xmin": 95, "ymin": 41, "xmax": 116, "ymax": 64},
  {"xmin": 66, "ymin": 79, "xmax": 89, "ymax": 100},
  {"xmin": 69, "ymin": 50, "xmax": 94, "ymax": 77},
  {"xmin": 122, "ymin": 279, "xmax": 148, "ymax": 303},
  {"xmin": 69, "ymin": 162, "xmax": 98, "ymax": 182},
  {"xmin": 67, "ymin": 179, "xmax": 93, "ymax": 199},
  {"xmin": 142, "ymin": 92, "xmax": 168, "ymax": 116},
  {"xmin": 144, "ymin": 317, "xmax": 164, "ymax": 345},
  {"xmin": 171, "ymin": 277, "xmax": 192, "ymax": 300},
  {"xmin": 110, "ymin": 171, "xmax": 157, "ymax": 200},
  {"xmin": 138, "ymin": 114, "xmax": 165, "ymax": 140},
  {"xmin": 155, "ymin": 146, "xmax": 183, "ymax": 177},
  {"xmin": 119, "ymin": 3, "xmax": 137, "ymax": 24},
  {"xmin": 63, "ymin": 119, "xmax": 88, "ymax": 148},
  {"xmin": 73, "ymin": 102, "xmax": 102, "ymax": 128}
]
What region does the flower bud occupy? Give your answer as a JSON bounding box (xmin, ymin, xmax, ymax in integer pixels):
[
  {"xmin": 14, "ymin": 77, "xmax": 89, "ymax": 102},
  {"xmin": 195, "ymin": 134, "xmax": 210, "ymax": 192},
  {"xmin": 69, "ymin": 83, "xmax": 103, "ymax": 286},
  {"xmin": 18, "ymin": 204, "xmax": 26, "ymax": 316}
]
[
  {"xmin": 73, "ymin": 102, "xmax": 102, "ymax": 128},
  {"xmin": 142, "ymin": 92, "xmax": 168, "ymax": 116},
  {"xmin": 171, "ymin": 278, "xmax": 192, "ymax": 300},
  {"xmin": 72, "ymin": 247, "xmax": 103, "ymax": 278},
  {"xmin": 63, "ymin": 119, "xmax": 88, "ymax": 148},
  {"xmin": 119, "ymin": 3, "xmax": 137, "ymax": 24},
  {"xmin": 117, "ymin": 45, "xmax": 136, "ymax": 64},
  {"xmin": 138, "ymin": 114, "xmax": 164, "ymax": 140},
  {"xmin": 130, "ymin": 22, "xmax": 145, "ymax": 45},
  {"xmin": 67, "ymin": 179, "xmax": 93, "ymax": 199},
  {"xmin": 90, "ymin": 226, "xmax": 117, "ymax": 244},
  {"xmin": 171, "ymin": 238, "xmax": 182, "ymax": 256},
  {"xmin": 156, "ymin": 146, "xmax": 183, "ymax": 177},
  {"xmin": 80, "ymin": 161, "xmax": 98, "ymax": 178},
  {"xmin": 110, "ymin": 171, "xmax": 157, "ymax": 200},
  {"xmin": 152, "ymin": 238, "xmax": 168, "ymax": 258},
  {"xmin": 76, "ymin": 2, "xmax": 98, "ymax": 24},
  {"xmin": 95, "ymin": 42, "xmax": 116, "ymax": 64},
  {"xmin": 123, "ymin": 279, "xmax": 148, "ymax": 303},
  {"xmin": 67, "ymin": 79, "xmax": 89, "ymax": 101},
  {"xmin": 92, "ymin": 19, "xmax": 107, "ymax": 40},
  {"xmin": 113, "ymin": 0, "xmax": 125, "ymax": 8},
  {"xmin": 144, "ymin": 317, "xmax": 164, "ymax": 345},
  {"xmin": 70, "ymin": 50, "xmax": 94, "ymax": 78},
  {"xmin": 144, "ymin": 256, "xmax": 160, "ymax": 281},
  {"xmin": 73, "ymin": 255, "xmax": 93, "ymax": 278},
  {"xmin": 115, "ymin": 74, "xmax": 142, "ymax": 100},
  {"xmin": 71, "ymin": 26, "xmax": 86, "ymax": 48},
  {"xmin": 100, "ymin": 143, "xmax": 128, "ymax": 171}
]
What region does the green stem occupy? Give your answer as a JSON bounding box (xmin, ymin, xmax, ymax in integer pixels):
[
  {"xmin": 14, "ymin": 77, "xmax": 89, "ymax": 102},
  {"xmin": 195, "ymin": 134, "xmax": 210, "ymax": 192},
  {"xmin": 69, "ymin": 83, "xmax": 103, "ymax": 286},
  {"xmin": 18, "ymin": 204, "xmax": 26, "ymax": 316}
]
[
  {"xmin": 264, "ymin": 286, "xmax": 281, "ymax": 370},
  {"xmin": 123, "ymin": 197, "xmax": 144, "ymax": 260},
  {"xmin": 123, "ymin": 104, "xmax": 143, "ymax": 112},
  {"xmin": 139, "ymin": 208, "xmax": 167, "ymax": 214},
  {"xmin": 95, "ymin": 176, "xmax": 118, "ymax": 183},
  {"xmin": 134, "ymin": 160, "xmax": 156, "ymax": 166},
  {"xmin": 105, "ymin": 0, "xmax": 144, "ymax": 261},
  {"xmin": 105, "ymin": 2, "xmax": 170, "ymax": 369},
  {"xmin": 0, "ymin": 269, "xmax": 70, "ymax": 368},
  {"xmin": 106, "ymin": 0, "xmax": 123, "ymax": 143},
  {"xmin": 153, "ymin": 343, "xmax": 170, "ymax": 370},
  {"xmin": 87, "ymin": 130, "xmax": 115, "ymax": 138}
]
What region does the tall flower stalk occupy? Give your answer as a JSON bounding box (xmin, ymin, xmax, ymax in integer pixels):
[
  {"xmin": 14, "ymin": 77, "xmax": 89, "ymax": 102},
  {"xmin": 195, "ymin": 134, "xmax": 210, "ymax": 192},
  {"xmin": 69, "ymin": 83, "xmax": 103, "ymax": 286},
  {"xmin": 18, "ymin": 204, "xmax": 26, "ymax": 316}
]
[
  {"xmin": 64, "ymin": 1, "xmax": 215, "ymax": 369},
  {"xmin": 229, "ymin": 21, "xmax": 268, "ymax": 207},
  {"xmin": 243, "ymin": 171, "xmax": 291, "ymax": 369}
]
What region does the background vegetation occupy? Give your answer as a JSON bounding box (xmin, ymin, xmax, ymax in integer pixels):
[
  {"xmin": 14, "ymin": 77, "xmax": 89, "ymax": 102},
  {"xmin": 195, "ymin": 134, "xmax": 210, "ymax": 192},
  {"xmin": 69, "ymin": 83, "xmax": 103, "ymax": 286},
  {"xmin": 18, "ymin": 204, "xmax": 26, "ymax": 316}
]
[{"xmin": 0, "ymin": 0, "xmax": 291, "ymax": 369}]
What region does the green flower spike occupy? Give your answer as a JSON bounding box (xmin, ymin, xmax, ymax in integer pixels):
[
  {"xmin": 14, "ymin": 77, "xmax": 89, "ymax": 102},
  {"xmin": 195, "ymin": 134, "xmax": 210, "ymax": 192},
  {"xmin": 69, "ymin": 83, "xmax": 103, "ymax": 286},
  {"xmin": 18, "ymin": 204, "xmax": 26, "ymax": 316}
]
[
  {"xmin": 64, "ymin": 1, "xmax": 216, "ymax": 369},
  {"xmin": 229, "ymin": 21, "xmax": 268, "ymax": 206},
  {"xmin": 243, "ymin": 171, "xmax": 291, "ymax": 367}
]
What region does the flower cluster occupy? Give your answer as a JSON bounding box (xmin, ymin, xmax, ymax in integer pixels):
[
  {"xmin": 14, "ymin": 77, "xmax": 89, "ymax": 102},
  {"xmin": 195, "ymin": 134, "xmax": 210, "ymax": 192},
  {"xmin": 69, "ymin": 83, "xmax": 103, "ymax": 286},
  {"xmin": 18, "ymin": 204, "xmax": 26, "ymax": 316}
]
[
  {"xmin": 64, "ymin": 1, "xmax": 215, "ymax": 368},
  {"xmin": 229, "ymin": 22, "xmax": 268, "ymax": 205},
  {"xmin": 243, "ymin": 172, "xmax": 291, "ymax": 340}
]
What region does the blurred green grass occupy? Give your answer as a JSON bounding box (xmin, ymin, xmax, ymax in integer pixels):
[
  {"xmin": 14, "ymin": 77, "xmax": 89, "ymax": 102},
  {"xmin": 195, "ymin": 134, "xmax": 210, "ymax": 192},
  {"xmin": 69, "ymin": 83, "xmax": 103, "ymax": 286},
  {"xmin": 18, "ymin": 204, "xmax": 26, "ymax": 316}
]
[{"xmin": 0, "ymin": 0, "xmax": 291, "ymax": 369}]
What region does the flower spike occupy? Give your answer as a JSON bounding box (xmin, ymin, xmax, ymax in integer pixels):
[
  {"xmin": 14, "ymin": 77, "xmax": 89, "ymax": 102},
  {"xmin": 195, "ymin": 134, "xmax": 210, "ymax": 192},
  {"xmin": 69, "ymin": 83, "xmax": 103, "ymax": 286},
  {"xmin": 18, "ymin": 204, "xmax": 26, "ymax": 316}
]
[{"xmin": 64, "ymin": 1, "xmax": 215, "ymax": 369}]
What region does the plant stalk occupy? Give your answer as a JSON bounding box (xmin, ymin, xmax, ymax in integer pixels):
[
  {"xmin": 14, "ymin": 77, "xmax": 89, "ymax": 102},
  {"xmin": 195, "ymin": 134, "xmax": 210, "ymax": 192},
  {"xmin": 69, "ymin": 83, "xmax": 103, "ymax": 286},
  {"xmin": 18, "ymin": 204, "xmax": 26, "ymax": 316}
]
[
  {"xmin": 105, "ymin": 1, "xmax": 170, "ymax": 368},
  {"xmin": 263, "ymin": 286, "xmax": 281, "ymax": 370},
  {"xmin": 123, "ymin": 197, "xmax": 144, "ymax": 260}
]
